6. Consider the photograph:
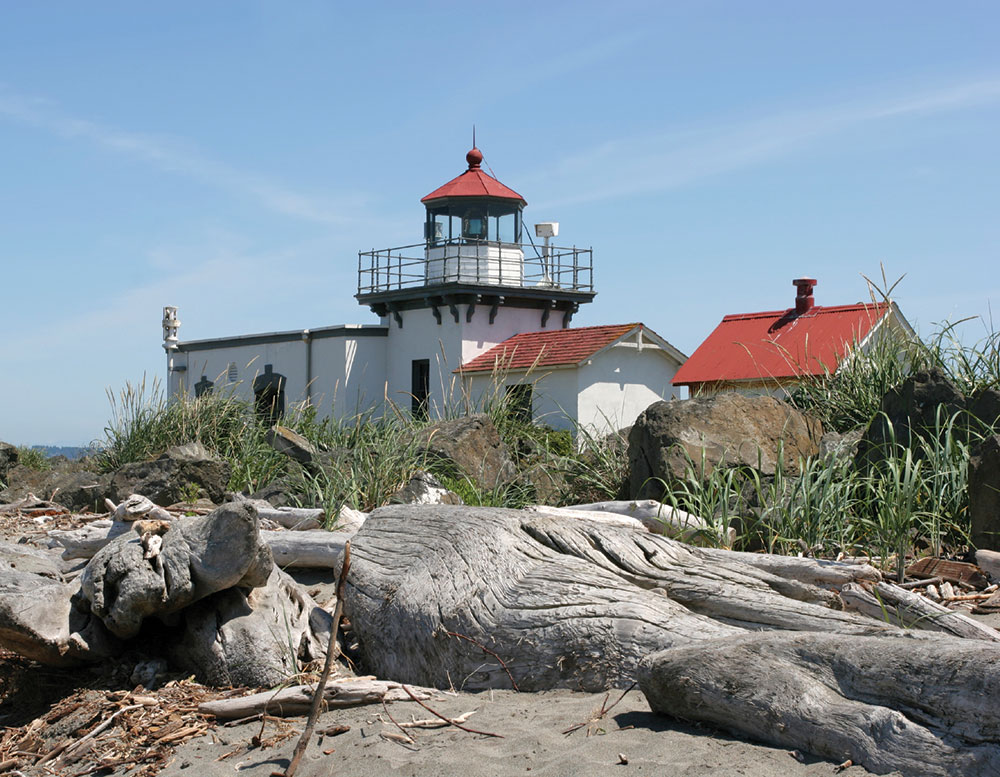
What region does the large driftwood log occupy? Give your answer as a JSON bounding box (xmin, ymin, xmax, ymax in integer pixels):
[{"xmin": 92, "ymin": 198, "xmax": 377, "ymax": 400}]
[
  {"xmin": 198, "ymin": 677, "xmax": 436, "ymax": 720},
  {"xmin": 344, "ymin": 505, "xmax": 890, "ymax": 693},
  {"xmin": 81, "ymin": 502, "xmax": 272, "ymax": 639},
  {"xmin": 639, "ymin": 631, "xmax": 1000, "ymax": 777},
  {"xmin": 169, "ymin": 566, "xmax": 333, "ymax": 687},
  {"xmin": 840, "ymin": 581, "xmax": 1000, "ymax": 642}
]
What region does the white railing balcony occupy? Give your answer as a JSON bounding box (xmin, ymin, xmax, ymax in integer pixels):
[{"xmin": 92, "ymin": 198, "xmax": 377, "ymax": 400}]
[{"xmin": 357, "ymin": 240, "xmax": 593, "ymax": 297}]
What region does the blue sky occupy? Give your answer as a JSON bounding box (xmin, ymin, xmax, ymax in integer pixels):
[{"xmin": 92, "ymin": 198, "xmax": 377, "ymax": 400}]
[{"xmin": 2, "ymin": 1, "xmax": 998, "ymax": 446}]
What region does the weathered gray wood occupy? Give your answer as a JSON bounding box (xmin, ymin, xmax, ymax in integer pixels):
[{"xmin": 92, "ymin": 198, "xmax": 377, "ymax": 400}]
[
  {"xmin": 639, "ymin": 631, "xmax": 1000, "ymax": 777},
  {"xmin": 48, "ymin": 519, "xmax": 132, "ymax": 558},
  {"xmin": 169, "ymin": 566, "xmax": 332, "ymax": 687},
  {"xmin": 81, "ymin": 502, "xmax": 272, "ymax": 639},
  {"xmin": 697, "ymin": 547, "xmax": 882, "ymax": 588},
  {"xmin": 840, "ymin": 581, "xmax": 1000, "ymax": 641},
  {"xmin": 344, "ymin": 505, "xmax": 889, "ymax": 694},
  {"xmin": 49, "ymin": 521, "xmax": 358, "ymax": 569},
  {"xmin": 240, "ymin": 498, "xmax": 324, "ymax": 530},
  {"xmin": 198, "ymin": 677, "xmax": 436, "ymax": 719},
  {"xmin": 560, "ymin": 500, "xmax": 710, "ymax": 539},
  {"xmin": 262, "ymin": 529, "xmax": 353, "ymax": 569}
]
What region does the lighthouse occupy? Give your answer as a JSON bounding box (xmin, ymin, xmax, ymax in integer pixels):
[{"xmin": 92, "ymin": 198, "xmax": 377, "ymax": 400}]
[
  {"xmin": 163, "ymin": 144, "xmax": 685, "ymax": 432},
  {"xmin": 356, "ymin": 146, "xmax": 597, "ymax": 417}
]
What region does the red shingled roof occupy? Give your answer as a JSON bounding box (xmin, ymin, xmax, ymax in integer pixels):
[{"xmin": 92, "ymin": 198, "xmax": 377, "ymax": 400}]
[
  {"xmin": 672, "ymin": 302, "xmax": 890, "ymax": 387},
  {"xmin": 421, "ymin": 148, "xmax": 526, "ymax": 204},
  {"xmin": 458, "ymin": 323, "xmax": 640, "ymax": 373}
]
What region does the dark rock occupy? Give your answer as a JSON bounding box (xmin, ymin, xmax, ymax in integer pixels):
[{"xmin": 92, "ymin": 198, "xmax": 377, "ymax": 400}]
[
  {"xmin": 628, "ymin": 394, "xmax": 823, "ymax": 499},
  {"xmin": 970, "ymin": 434, "xmax": 1000, "ymax": 550},
  {"xmin": 266, "ymin": 425, "xmax": 319, "ymax": 465},
  {"xmin": 110, "ymin": 441, "xmax": 231, "ymax": 506},
  {"xmin": 819, "ymin": 428, "xmax": 863, "ymax": 460},
  {"xmin": 856, "ymin": 369, "xmax": 964, "ymax": 468},
  {"xmin": 0, "ymin": 442, "xmax": 17, "ymax": 485},
  {"xmin": 390, "ymin": 470, "xmax": 463, "ymax": 505},
  {"xmin": 415, "ymin": 415, "xmax": 517, "ymax": 491},
  {"xmin": 521, "ymin": 463, "xmax": 568, "ymax": 505},
  {"xmin": 857, "ymin": 370, "xmax": 1000, "ymax": 470},
  {"xmin": 0, "ymin": 465, "xmax": 111, "ymax": 512}
]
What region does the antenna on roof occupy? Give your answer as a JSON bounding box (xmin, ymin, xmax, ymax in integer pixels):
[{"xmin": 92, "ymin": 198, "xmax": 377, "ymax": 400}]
[{"xmin": 472, "ymin": 124, "xmax": 476, "ymax": 148}]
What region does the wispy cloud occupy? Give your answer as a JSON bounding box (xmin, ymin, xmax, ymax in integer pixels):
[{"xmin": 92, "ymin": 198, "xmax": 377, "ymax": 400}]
[
  {"xmin": 528, "ymin": 77, "xmax": 1000, "ymax": 208},
  {"xmin": 0, "ymin": 90, "xmax": 366, "ymax": 224}
]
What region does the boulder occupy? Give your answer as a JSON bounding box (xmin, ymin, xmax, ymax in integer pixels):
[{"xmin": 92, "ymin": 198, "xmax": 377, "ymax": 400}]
[
  {"xmin": 627, "ymin": 394, "xmax": 823, "ymax": 498},
  {"xmin": 80, "ymin": 502, "xmax": 272, "ymax": 639},
  {"xmin": 415, "ymin": 415, "xmax": 517, "ymax": 490},
  {"xmin": 169, "ymin": 565, "xmax": 332, "ymax": 687},
  {"xmin": 110, "ymin": 441, "xmax": 231, "ymax": 506},
  {"xmin": 856, "ymin": 369, "xmax": 1000, "ymax": 469},
  {"xmin": 0, "ymin": 465, "xmax": 111, "ymax": 512},
  {"xmin": 0, "ymin": 442, "xmax": 17, "ymax": 484},
  {"xmin": 389, "ymin": 470, "xmax": 463, "ymax": 505},
  {"xmin": 970, "ymin": 434, "xmax": 1000, "ymax": 550}
]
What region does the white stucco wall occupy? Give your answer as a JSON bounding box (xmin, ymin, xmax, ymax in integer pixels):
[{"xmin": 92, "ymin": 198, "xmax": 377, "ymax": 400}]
[
  {"xmin": 577, "ymin": 345, "xmax": 681, "ymax": 433},
  {"xmin": 167, "ymin": 329, "xmax": 388, "ymax": 420},
  {"xmin": 460, "ymin": 344, "xmax": 683, "ymax": 436}
]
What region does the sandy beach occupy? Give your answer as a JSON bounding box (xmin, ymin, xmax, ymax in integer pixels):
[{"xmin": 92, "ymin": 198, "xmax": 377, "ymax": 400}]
[{"xmin": 159, "ymin": 687, "xmax": 895, "ymax": 777}]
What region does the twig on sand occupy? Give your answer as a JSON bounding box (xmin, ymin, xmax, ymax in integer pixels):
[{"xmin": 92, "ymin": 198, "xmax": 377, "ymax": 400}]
[
  {"xmin": 277, "ymin": 541, "xmax": 352, "ymax": 777},
  {"xmin": 400, "ymin": 685, "xmax": 503, "ymax": 738},
  {"xmin": 444, "ymin": 631, "xmax": 519, "ymax": 691},
  {"xmin": 562, "ymin": 682, "xmax": 636, "ymax": 736},
  {"xmin": 381, "ymin": 699, "xmax": 415, "ymax": 745}
]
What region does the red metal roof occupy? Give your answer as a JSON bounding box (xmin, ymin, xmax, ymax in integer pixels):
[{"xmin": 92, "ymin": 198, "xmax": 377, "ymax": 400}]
[
  {"xmin": 672, "ymin": 302, "xmax": 890, "ymax": 387},
  {"xmin": 421, "ymin": 148, "xmax": 526, "ymax": 205},
  {"xmin": 458, "ymin": 323, "xmax": 641, "ymax": 373}
]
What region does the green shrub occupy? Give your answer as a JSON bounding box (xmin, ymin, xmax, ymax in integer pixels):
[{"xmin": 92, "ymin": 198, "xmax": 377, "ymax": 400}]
[{"xmin": 15, "ymin": 446, "xmax": 51, "ymax": 472}]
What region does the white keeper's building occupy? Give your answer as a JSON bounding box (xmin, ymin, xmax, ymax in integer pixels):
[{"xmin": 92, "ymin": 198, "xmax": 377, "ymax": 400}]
[{"xmin": 163, "ymin": 146, "xmax": 686, "ymax": 434}]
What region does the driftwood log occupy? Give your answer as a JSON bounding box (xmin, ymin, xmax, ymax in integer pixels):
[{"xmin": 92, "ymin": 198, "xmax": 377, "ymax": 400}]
[
  {"xmin": 639, "ymin": 631, "xmax": 1000, "ymax": 777},
  {"xmin": 344, "ymin": 505, "xmax": 891, "ymax": 693},
  {"xmin": 343, "ymin": 505, "xmax": 1000, "ymax": 776},
  {"xmin": 840, "ymin": 581, "xmax": 1000, "ymax": 642},
  {"xmin": 198, "ymin": 677, "xmax": 436, "ymax": 720},
  {"xmin": 49, "ymin": 520, "xmax": 357, "ymax": 569}
]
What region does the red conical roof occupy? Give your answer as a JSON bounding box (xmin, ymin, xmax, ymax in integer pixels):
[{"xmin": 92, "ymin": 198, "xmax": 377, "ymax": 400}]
[{"xmin": 421, "ymin": 148, "xmax": 526, "ymax": 205}]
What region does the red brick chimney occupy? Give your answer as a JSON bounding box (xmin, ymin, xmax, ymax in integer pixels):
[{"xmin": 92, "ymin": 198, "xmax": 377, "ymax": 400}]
[{"xmin": 793, "ymin": 277, "xmax": 817, "ymax": 314}]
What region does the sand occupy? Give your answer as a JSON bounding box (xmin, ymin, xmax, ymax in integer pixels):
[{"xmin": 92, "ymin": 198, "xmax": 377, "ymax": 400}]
[{"xmin": 158, "ymin": 687, "xmax": 895, "ymax": 777}]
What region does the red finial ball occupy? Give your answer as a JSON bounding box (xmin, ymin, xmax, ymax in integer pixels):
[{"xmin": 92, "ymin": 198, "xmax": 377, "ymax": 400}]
[{"xmin": 466, "ymin": 147, "xmax": 483, "ymax": 169}]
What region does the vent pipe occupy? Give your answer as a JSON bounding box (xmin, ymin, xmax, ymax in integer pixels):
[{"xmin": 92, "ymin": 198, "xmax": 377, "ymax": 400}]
[{"xmin": 793, "ymin": 278, "xmax": 817, "ymax": 315}]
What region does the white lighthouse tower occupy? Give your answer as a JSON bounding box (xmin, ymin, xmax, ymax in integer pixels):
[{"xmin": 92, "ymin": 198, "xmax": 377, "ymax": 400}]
[{"xmin": 356, "ymin": 146, "xmax": 596, "ymax": 417}]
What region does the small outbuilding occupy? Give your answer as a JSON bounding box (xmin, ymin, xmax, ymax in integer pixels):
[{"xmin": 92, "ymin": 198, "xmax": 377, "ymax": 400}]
[{"xmin": 671, "ymin": 278, "xmax": 915, "ymax": 397}]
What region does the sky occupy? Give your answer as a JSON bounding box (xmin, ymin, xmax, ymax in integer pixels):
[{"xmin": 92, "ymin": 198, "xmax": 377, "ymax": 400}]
[{"xmin": 1, "ymin": 1, "xmax": 998, "ymax": 446}]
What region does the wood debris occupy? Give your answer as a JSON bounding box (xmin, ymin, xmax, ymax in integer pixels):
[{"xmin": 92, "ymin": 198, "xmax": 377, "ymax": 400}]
[{"xmin": 0, "ymin": 676, "xmax": 243, "ymax": 776}]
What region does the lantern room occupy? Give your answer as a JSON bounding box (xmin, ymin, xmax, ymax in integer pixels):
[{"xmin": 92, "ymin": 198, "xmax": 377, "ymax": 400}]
[
  {"xmin": 356, "ymin": 145, "xmax": 595, "ymax": 329},
  {"xmin": 421, "ymin": 147, "xmax": 525, "ymax": 246}
]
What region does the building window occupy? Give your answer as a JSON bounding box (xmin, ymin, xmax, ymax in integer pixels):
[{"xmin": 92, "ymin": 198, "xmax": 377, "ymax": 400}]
[
  {"xmin": 411, "ymin": 359, "xmax": 430, "ymax": 420},
  {"xmin": 505, "ymin": 384, "xmax": 532, "ymax": 423},
  {"xmin": 227, "ymin": 362, "xmax": 238, "ymax": 383}
]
